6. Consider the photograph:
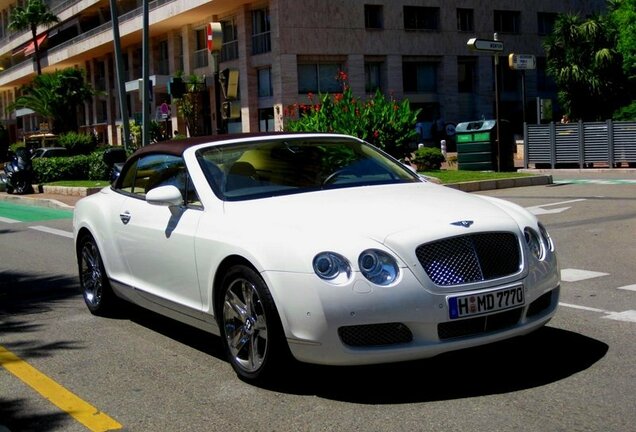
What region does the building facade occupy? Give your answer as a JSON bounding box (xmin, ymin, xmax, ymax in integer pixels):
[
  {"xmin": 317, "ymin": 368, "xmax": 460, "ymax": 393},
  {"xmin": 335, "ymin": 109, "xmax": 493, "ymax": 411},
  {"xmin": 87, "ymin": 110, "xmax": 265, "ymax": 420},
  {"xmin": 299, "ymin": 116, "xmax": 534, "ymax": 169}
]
[{"xmin": 0, "ymin": 0, "xmax": 605, "ymax": 146}]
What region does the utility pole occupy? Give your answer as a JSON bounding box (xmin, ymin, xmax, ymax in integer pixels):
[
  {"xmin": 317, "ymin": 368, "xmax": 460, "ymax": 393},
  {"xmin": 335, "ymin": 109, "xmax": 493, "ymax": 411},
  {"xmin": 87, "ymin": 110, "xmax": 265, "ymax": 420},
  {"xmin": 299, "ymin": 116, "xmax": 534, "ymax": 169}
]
[
  {"xmin": 141, "ymin": 0, "xmax": 150, "ymax": 146},
  {"xmin": 494, "ymin": 33, "xmax": 501, "ymax": 172},
  {"xmin": 109, "ymin": 0, "xmax": 130, "ymax": 150}
]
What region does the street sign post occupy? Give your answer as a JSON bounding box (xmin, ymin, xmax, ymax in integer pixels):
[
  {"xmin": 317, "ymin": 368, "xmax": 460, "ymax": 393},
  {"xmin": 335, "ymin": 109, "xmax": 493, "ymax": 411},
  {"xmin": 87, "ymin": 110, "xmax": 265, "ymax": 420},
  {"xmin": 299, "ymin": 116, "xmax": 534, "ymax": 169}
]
[
  {"xmin": 467, "ymin": 38, "xmax": 504, "ymax": 52},
  {"xmin": 508, "ymin": 54, "xmax": 536, "ymax": 126},
  {"xmin": 467, "ymin": 35, "xmax": 504, "ymax": 171}
]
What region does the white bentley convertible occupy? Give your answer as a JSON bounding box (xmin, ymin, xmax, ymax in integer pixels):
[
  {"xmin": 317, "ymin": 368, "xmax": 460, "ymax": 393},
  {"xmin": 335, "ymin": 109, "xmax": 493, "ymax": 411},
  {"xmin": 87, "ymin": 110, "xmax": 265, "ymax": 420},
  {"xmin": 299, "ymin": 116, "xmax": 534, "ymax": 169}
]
[{"xmin": 73, "ymin": 133, "xmax": 560, "ymax": 383}]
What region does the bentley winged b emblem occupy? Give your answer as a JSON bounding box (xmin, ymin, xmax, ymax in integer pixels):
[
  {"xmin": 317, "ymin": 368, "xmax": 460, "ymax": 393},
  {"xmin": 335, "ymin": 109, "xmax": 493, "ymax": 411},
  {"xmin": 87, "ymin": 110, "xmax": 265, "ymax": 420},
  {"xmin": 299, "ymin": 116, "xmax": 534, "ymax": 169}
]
[{"xmin": 450, "ymin": 220, "xmax": 474, "ymax": 228}]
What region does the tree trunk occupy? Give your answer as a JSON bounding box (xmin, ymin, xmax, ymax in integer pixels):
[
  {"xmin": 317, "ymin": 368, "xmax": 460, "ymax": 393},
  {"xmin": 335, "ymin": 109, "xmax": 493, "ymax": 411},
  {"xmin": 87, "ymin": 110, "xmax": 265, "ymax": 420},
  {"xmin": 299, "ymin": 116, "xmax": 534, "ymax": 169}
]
[{"xmin": 31, "ymin": 25, "xmax": 42, "ymax": 75}]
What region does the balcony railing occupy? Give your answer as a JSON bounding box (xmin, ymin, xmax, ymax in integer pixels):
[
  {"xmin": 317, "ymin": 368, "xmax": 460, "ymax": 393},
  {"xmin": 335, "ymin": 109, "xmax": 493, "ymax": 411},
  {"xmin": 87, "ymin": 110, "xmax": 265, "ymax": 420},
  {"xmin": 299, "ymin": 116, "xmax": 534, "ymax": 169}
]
[
  {"xmin": 221, "ymin": 40, "xmax": 239, "ymax": 62},
  {"xmin": 252, "ymin": 32, "xmax": 271, "ymax": 55},
  {"xmin": 193, "ymin": 49, "xmax": 208, "ymax": 69},
  {"xmin": 0, "ymin": 0, "xmax": 178, "ymax": 74}
]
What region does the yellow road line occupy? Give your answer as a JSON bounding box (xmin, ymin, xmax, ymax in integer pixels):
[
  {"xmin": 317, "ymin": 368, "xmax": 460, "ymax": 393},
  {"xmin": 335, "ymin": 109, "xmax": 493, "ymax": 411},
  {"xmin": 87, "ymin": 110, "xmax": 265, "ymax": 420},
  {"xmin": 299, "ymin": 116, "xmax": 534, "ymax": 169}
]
[{"xmin": 0, "ymin": 345, "xmax": 122, "ymax": 431}]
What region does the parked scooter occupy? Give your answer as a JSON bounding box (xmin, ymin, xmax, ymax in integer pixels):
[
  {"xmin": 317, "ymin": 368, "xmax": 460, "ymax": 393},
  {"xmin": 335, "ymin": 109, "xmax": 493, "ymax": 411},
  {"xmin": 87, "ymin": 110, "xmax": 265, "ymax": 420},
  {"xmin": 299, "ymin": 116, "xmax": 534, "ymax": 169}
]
[
  {"xmin": 1, "ymin": 148, "xmax": 34, "ymax": 194},
  {"xmin": 102, "ymin": 147, "xmax": 127, "ymax": 183}
]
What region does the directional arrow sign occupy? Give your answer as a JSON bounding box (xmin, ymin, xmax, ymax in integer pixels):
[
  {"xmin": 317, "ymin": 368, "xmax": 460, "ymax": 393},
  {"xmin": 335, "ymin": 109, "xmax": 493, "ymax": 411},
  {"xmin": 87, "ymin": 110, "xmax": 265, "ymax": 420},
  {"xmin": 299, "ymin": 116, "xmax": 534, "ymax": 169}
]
[{"xmin": 467, "ymin": 38, "xmax": 504, "ymax": 52}]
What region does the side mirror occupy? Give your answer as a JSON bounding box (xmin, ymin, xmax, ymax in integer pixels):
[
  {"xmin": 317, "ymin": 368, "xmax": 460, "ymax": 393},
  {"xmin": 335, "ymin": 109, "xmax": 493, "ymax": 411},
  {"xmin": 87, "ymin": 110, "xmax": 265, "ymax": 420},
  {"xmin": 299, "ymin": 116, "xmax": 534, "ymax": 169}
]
[{"xmin": 146, "ymin": 185, "xmax": 184, "ymax": 206}]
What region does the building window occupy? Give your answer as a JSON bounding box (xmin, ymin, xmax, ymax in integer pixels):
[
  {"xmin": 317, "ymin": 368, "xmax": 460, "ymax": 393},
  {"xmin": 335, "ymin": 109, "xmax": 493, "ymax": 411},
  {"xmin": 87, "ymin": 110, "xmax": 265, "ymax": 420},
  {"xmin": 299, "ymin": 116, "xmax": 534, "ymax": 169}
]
[
  {"xmin": 494, "ymin": 10, "xmax": 521, "ymax": 34},
  {"xmin": 157, "ymin": 40, "xmax": 169, "ymax": 75},
  {"xmin": 457, "ymin": 8, "xmax": 474, "ymax": 32},
  {"xmin": 221, "ymin": 18, "xmax": 239, "ymax": 61},
  {"xmin": 537, "ymin": 12, "xmax": 557, "ymax": 35},
  {"xmin": 403, "ymin": 61, "xmax": 438, "ymax": 93},
  {"xmin": 258, "ymin": 67, "xmax": 272, "ymax": 98},
  {"xmin": 259, "ymin": 108, "xmax": 275, "ymax": 131},
  {"xmin": 365, "ymin": 4, "xmax": 383, "ymax": 29},
  {"xmin": 404, "ymin": 6, "xmax": 440, "ymax": 31},
  {"xmin": 252, "ymin": 8, "xmax": 271, "ymax": 55},
  {"xmin": 365, "ymin": 61, "xmax": 383, "ymax": 93},
  {"xmin": 194, "ymin": 28, "xmax": 208, "ymax": 68},
  {"xmin": 174, "ymin": 35, "xmax": 185, "ymax": 70},
  {"xmin": 95, "ymin": 61, "xmax": 106, "ymax": 91},
  {"xmin": 297, "ymin": 63, "xmax": 343, "ymax": 94},
  {"xmin": 458, "ymin": 57, "xmax": 476, "ymax": 93}
]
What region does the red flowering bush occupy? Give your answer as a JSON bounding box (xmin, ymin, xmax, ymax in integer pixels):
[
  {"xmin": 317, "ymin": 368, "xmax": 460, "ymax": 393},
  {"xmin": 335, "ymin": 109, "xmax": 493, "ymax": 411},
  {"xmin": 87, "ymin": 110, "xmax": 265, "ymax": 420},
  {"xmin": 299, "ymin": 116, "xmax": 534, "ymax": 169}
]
[{"xmin": 283, "ymin": 72, "xmax": 420, "ymax": 159}]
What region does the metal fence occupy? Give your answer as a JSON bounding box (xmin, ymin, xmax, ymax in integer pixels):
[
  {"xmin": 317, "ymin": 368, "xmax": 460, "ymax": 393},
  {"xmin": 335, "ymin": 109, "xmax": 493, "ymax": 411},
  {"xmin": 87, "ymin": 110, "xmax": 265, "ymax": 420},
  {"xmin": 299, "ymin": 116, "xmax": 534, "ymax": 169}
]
[{"xmin": 525, "ymin": 120, "xmax": 636, "ymax": 168}]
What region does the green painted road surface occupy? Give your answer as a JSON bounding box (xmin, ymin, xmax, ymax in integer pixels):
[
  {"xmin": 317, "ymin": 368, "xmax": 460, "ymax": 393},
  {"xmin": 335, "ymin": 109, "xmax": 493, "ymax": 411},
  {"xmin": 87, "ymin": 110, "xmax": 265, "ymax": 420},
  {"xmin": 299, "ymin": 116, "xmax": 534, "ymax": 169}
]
[
  {"xmin": 554, "ymin": 179, "xmax": 636, "ymax": 185},
  {"xmin": 0, "ymin": 201, "xmax": 73, "ymax": 222}
]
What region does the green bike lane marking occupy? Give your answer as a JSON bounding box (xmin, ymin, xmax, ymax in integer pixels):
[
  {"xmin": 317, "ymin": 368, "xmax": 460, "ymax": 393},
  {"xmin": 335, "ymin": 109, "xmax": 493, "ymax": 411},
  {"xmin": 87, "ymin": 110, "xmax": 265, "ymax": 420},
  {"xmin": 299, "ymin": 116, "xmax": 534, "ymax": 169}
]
[
  {"xmin": 0, "ymin": 201, "xmax": 73, "ymax": 222},
  {"xmin": 554, "ymin": 179, "xmax": 636, "ymax": 185}
]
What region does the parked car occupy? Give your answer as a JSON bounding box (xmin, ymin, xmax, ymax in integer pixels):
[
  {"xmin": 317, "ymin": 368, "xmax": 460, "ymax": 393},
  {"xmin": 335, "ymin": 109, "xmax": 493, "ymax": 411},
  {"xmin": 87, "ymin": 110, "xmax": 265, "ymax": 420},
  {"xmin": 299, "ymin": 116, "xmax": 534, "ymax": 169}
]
[
  {"xmin": 31, "ymin": 146, "xmax": 68, "ymax": 158},
  {"xmin": 73, "ymin": 133, "xmax": 560, "ymax": 383}
]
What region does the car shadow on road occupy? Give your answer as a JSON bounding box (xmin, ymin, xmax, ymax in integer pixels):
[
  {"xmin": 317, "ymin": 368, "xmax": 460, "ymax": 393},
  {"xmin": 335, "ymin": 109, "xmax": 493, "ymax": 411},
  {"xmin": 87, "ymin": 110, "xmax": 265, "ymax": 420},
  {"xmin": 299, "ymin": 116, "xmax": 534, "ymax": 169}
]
[
  {"xmin": 265, "ymin": 326, "xmax": 608, "ymax": 403},
  {"xmin": 124, "ymin": 302, "xmax": 609, "ymax": 403}
]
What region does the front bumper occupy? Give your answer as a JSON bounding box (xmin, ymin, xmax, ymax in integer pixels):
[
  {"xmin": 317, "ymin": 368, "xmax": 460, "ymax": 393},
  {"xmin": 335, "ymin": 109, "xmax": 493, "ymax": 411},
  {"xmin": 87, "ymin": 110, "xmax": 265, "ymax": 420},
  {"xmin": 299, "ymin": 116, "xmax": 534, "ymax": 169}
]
[{"xmin": 263, "ymin": 268, "xmax": 560, "ymax": 366}]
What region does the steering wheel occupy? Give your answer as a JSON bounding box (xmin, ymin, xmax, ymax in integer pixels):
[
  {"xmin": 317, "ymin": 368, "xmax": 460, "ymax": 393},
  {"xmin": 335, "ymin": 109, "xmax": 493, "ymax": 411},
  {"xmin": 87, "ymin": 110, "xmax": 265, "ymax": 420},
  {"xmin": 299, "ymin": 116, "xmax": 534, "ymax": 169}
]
[{"xmin": 322, "ymin": 168, "xmax": 359, "ymax": 185}]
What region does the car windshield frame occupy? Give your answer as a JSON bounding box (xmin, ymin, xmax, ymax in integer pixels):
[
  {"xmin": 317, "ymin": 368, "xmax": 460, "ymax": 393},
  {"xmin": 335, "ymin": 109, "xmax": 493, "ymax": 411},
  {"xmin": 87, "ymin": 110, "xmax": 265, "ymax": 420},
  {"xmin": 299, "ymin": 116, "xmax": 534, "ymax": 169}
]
[{"xmin": 196, "ymin": 137, "xmax": 421, "ymax": 201}]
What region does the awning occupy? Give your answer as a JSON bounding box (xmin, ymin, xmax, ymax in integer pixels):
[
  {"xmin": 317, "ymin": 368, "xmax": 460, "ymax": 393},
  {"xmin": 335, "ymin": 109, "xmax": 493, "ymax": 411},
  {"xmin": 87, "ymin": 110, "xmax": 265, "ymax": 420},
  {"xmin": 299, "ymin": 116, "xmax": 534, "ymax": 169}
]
[
  {"xmin": 24, "ymin": 33, "xmax": 48, "ymax": 56},
  {"xmin": 12, "ymin": 33, "xmax": 47, "ymax": 57}
]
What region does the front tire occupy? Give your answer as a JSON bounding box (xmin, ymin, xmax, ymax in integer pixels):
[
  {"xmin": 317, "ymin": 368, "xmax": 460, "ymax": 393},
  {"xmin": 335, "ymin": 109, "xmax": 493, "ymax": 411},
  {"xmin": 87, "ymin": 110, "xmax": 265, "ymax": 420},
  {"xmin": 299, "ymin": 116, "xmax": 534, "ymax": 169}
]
[
  {"xmin": 78, "ymin": 234, "xmax": 116, "ymax": 315},
  {"xmin": 13, "ymin": 177, "xmax": 30, "ymax": 194},
  {"xmin": 220, "ymin": 265, "xmax": 290, "ymax": 383}
]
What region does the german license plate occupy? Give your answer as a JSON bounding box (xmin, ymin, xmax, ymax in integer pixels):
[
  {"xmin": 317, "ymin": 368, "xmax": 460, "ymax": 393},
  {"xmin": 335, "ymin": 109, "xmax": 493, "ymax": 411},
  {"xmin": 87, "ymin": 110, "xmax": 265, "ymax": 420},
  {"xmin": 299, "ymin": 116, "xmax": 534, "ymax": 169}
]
[{"xmin": 448, "ymin": 285, "xmax": 524, "ymax": 319}]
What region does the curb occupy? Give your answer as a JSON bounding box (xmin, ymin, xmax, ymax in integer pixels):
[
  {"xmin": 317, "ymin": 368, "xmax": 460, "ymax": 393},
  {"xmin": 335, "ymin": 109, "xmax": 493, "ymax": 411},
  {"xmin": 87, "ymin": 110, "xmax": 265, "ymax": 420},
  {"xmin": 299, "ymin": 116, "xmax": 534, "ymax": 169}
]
[
  {"xmin": 40, "ymin": 185, "xmax": 102, "ymax": 196},
  {"xmin": 445, "ymin": 174, "xmax": 553, "ymax": 192}
]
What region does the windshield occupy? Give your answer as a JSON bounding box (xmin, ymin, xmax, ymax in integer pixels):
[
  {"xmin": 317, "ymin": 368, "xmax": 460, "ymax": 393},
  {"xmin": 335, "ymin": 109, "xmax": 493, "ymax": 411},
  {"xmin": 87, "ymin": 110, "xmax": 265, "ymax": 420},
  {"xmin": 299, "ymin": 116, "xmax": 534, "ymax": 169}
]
[{"xmin": 196, "ymin": 137, "xmax": 420, "ymax": 200}]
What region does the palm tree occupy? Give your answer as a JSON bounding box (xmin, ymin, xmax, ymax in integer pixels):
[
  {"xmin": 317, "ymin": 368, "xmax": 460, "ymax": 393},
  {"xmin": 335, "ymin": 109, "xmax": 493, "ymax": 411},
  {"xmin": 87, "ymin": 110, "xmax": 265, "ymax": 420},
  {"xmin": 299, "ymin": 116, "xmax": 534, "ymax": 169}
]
[
  {"xmin": 8, "ymin": 68, "xmax": 96, "ymax": 133},
  {"xmin": 8, "ymin": 0, "xmax": 59, "ymax": 75},
  {"xmin": 543, "ymin": 13, "xmax": 628, "ymax": 121}
]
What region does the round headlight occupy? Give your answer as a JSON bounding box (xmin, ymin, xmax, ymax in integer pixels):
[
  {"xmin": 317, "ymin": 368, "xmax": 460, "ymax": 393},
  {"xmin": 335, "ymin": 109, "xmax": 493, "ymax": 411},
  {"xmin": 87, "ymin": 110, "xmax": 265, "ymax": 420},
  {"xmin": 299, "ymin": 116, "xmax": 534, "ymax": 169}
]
[
  {"xmin": 358, "ymin": 249, "xmax": 399, "ymax": 286},
  {"xmin": 313, "ymin": 252, "xmax": 351, "ymax": 284},
  {"xmin": 524, "ymin": 227, "xmax": 544, "ymax": 260},
  {"xmin": 538, "ymin": 222, "xmax": 554, "ymax": 252}
]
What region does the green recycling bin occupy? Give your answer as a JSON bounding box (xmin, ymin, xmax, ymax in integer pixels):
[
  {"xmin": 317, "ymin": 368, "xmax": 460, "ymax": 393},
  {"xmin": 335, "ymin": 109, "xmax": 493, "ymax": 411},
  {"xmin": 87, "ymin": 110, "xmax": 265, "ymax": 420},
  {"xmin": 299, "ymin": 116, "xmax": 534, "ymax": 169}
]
[{"xmin": 455, "ymin": 120, "xmax": 514, "ymax": 171}]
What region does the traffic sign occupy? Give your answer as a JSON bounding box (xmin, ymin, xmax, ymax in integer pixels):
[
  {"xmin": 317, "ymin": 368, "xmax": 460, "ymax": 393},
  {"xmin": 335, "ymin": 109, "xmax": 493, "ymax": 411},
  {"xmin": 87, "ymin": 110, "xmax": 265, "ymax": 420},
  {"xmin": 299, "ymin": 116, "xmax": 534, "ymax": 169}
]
[
  {"xmin": 508, "ymin": 53, "xmax": 536, "ymax": 70},
  {"xmin": 206, "ymin": 22, "xmax": 223, "ymax": 53},
  {"xmin": 467, "ymin": 38, "xmax": 504, "ymax": 52}
]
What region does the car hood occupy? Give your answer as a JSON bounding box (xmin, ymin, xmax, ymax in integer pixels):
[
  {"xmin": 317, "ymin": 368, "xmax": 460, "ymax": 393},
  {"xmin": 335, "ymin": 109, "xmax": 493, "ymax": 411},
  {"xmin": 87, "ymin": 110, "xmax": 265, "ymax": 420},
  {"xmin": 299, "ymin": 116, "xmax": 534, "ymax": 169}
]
[{"xmin": 222, "ymin": 182, "xmax": 524, "ymax": 250}]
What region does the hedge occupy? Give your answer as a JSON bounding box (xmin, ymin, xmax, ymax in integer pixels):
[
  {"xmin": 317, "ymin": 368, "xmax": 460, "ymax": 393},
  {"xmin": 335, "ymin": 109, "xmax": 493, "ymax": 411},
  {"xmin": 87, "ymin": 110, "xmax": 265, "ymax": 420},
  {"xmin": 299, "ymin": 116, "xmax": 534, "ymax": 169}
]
[{"xmin": 32, "ymin": 148, "xmax": 114, "ymax": 183}]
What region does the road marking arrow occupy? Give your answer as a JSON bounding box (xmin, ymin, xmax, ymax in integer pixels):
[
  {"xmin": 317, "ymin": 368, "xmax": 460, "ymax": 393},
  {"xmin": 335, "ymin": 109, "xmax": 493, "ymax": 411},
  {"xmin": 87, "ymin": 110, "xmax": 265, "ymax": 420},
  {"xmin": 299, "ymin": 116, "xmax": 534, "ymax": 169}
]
[{"xmin": 526, "ymin": 198, "xmax": 586, "ymax": 215}]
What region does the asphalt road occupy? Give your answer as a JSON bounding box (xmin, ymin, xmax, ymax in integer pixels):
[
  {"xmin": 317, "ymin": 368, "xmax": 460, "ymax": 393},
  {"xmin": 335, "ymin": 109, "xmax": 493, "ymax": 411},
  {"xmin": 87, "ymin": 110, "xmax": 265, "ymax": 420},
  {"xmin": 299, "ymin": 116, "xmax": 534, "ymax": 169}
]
[{"xmin": 0, "ymin": 179, "xmax": 635, "ymax": 432}]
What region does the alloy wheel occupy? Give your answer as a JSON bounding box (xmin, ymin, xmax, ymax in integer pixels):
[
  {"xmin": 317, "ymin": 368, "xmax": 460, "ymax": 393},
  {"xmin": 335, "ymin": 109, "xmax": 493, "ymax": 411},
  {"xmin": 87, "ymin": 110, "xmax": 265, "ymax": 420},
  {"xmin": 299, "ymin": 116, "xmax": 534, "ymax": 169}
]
[{"xmin": 223, "ymin": 278, "xmax": 269, "ymax": 374}]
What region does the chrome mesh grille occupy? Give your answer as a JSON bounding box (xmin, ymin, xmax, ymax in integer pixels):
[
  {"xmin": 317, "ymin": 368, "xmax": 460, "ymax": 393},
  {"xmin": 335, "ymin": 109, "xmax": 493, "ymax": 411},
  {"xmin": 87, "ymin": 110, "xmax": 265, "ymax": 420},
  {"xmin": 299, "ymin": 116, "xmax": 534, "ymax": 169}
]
[
  {"xmin": 338, "ymin": 323, "xmax": 413, "ymax": 347},
  {"xmin": 416, "ymin": 232, "xmax": 521, "ymax": 286}
]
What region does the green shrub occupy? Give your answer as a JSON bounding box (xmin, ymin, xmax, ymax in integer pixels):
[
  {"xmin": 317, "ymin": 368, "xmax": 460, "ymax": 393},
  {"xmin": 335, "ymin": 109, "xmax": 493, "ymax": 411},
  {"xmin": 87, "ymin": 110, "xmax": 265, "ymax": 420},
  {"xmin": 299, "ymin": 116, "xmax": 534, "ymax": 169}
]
[
  {"xmin": 57, "ymin": 132, "xmax": 97, "ymax": 155},
  {"xmin": 33, "ymin": 155, "xmax": 91, "ymax": 183},
  {"xmin": 33, "ymin": 147, "xmax": 130, "ymax": 183},
  {"xmin": 412, "ymin": 146, "xmax": 445, "ymax": 170}
]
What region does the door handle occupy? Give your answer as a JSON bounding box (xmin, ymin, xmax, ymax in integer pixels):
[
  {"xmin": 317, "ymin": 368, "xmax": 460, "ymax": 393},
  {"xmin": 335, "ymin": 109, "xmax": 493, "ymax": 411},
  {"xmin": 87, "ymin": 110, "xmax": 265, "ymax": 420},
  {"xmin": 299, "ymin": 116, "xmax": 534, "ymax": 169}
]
[{"xmin": 120, "ymin": 211, "xmax": 131, "ymax": 224}]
